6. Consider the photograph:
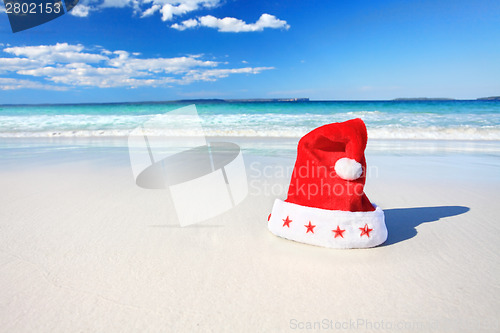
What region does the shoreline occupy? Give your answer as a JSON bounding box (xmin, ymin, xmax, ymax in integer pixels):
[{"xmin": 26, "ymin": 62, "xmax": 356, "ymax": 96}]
[
  {"xmin": 2, "ymin": 136, "xmax": 500, "ymax": 155},
  {"xmin": 2, "ymin": 97, "xmax": 500, "ymax": 107}
]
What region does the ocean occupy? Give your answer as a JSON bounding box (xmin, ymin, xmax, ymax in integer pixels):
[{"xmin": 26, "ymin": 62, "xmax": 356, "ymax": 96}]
[
  {"xmin": 1, "ymin": 100, "xmax": 499, "ymax": 140},
  {"xmin": 1, "ymin": 100, "xmax": 500, "ymax": 158}
]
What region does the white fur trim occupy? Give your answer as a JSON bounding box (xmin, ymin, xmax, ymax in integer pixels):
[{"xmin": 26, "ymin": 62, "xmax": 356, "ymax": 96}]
[
  {"xmin": 268, "ymin": 199, "xmax": 387, "ymax": 249},
  {"xmin": 334, "ymin": 157, "xmax": 363, "ymax": 180}
]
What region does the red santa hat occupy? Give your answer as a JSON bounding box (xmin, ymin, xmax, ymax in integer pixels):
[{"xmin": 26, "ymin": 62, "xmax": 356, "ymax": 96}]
[{"xmin": 267, "ymin": 118, "xmax": 387, "ymax": 249}]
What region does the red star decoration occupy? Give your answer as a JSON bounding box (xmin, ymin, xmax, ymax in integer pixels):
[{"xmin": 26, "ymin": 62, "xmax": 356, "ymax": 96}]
[
  {"xmin": 304, "ymin": 221, "xmax": 316, "ymax": 233},
  {"xmin": 282, "ymin": 216, "xmax": 292, "ymax": 228},
  {"xmin": 359, "ymin": 224, "xmax": 373, "ymax": 237},
  {"xmin": 332, "ymin": 226, "xmax": 345, "ymax": 238}
]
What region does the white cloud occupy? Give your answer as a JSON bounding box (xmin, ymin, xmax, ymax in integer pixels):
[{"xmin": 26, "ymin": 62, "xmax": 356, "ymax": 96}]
[
  {"xmin": 183, "ymin": 67, "xmax": 274, "ymax": 83},
  {"xmin": 4, "ymin": 43, "xmax": 107, "ymax": 64},
  {"xmin": 69, "ymin": 4, "xmax": 92, "ymax": 17},
  {"xmin": 141, "ymin": 4, "xmax": 161, "ymax": 17},
  {"xmin": 72, "ymin": 0, "xmax": 220, "ymax": 21},
  {"xmin": 16, "ymin": 64, "xmax": 174, "ymax": 88},
  {"xmin": 172, "ymin": 13, "xmax": 290, "ymax": 32},
  {"xmin": 161, "ymin": 3, "xmax": 191, "ymax": 21},
  {"xmin": 161, "ymin": 0, "xmax": 219, "ymax": 20},
  {"xmin": 0, "ymin": 78, "xmax": 67, "ymax": 91},
  {"xmin": 67, "ymin": 0, "xmax": 290, "ymax": 33},
  {"xmin": 5, "ymin": 43, "xmax": 82, "ymax": 57},
  {"xmin": 0, "ymin": 58, "xmax": 40, "ymax": 73},
  {"xmin": 171, "ymin": 18, "xmax": 198, "ymax": 30},
  {"xmin": 0, "ymin": 43, "xmax": 273, "ymax": 90}
]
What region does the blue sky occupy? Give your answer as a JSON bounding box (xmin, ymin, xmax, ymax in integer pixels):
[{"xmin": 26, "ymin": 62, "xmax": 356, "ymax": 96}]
[{"xmin": 0, "ymin": 0, "xmax": 499, "ymax": 103}]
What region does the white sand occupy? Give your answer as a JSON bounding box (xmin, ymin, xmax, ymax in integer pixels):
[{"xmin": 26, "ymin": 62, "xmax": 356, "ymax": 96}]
[{"xmin": 0, "ymin": 139, "xmax": 499, "ymax": 332}]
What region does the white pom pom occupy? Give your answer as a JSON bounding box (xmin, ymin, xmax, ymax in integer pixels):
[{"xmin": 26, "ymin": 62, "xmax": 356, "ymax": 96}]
[{"xmin": 334, "ymin": 157, "xmax": 363, "ymax": 180}]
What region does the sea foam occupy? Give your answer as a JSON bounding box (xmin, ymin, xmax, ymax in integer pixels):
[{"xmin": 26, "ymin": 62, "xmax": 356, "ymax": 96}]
[{"xmin": 1, "ymin": 101, "xmax": 499, "ymax": 142}]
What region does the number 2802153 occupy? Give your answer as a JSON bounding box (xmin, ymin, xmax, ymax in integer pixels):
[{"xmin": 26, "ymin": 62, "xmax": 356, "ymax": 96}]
[{"xmin": 5, "ymin": 2, "xmax": 62, "ymax": 14}]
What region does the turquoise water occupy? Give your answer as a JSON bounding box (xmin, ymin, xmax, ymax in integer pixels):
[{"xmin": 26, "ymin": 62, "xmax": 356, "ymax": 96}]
[{"xmin": 0, "ymin": 100, "xmax": 499, "ymax": 140}]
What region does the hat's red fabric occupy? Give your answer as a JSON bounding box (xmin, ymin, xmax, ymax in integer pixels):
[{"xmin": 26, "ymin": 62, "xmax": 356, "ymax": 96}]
[{"xmin": 285, "ymin": 118, "xmax": 375, "ymax": 212}]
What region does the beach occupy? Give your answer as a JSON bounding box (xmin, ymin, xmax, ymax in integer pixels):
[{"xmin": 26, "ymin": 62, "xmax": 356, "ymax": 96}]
[
  {"xmin": 2, "ymin": 0, "xmax": 499, "ymax": 327},
  {"xmin": 2, "ymin": 0, "xmax": 499, "ymax": 328},
  {"xmin": 1, "ymin": 132, "xmax": 499, "ymax": 332}
]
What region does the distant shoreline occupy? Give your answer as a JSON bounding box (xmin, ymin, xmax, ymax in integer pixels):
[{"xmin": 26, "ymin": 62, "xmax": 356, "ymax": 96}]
[
  {"xmin": 1, "ymin": 96, "xmax": 499, "ymax": 107},
  {"xmin": 476, "ymin": 96, "xmax": 500, "ymax": 101}
]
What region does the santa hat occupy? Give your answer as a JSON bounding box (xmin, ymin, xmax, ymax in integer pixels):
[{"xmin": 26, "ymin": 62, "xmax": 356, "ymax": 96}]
[{"xmin": 267, "ymin": 118, "xmax": 387, "ymax": 249}]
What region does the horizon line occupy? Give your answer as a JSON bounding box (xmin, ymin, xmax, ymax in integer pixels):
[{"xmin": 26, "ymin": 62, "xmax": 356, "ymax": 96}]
[{"xmin": 1, "ymin": 96, "xmax": 499, "ymax": 107}]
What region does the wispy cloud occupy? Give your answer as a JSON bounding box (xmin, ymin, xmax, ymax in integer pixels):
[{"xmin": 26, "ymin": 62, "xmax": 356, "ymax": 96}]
[
  {"xmin": 0, "ymin": 78, "xmax": 67, "ymax": 91},
  {"xmin": 69, "ymin": 0, "xmax": 290, "ymax": 33},
  {"xmin": 0, "ymin": 43, "xmax": 273, "ymax": 90},
  {"xmin": 158, "ymin": 0, "xmax": 219, "ymax": 21},
  {"xmin": 71, "ymin": 0, "xmax": 219, "ymax": 19},
  {"xmin": 70, "ymin": 4, "xmax": 92, "ymax": 17},
  {"xmin": 4, "ymin": 44, "xmax": 107, "ymax": 63},
  {"xmin": 171, "ymin": 14, "xmax": 290, "ymax": 32},
  {"xmin": 183, "ymin": 67, "xmax": 273, "ymax": 83}
]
